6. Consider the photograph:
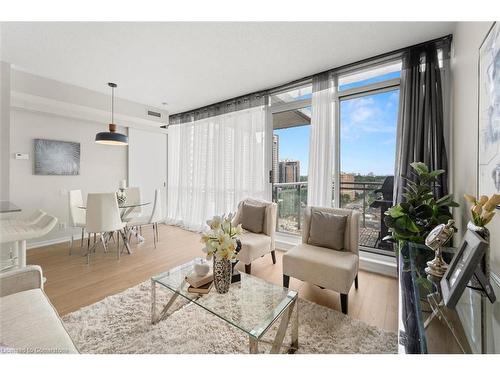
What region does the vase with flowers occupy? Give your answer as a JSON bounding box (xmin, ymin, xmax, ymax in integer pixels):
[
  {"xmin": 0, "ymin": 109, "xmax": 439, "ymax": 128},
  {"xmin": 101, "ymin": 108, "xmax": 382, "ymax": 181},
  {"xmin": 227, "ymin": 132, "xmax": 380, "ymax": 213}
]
[
  {"xmin": 464, "ymin": 193, "xmax": 500, "ymax": 282},
  {"xmin": 201, "ymin": 214, "xmax": 242, "ymax": 293}
]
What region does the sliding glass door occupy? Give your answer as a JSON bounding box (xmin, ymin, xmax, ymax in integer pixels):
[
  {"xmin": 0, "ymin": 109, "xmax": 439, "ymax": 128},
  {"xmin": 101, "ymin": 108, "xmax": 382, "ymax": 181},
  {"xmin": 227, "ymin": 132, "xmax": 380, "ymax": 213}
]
[
  {"xmin": 267, "ymin": 61, "xmax": 401, "ymax": 254},
  {"xmin": 271, "ymin": 106, "xmax": 311, "ymax": 234},
  {"xmin": 337, "ymin": 61, "xmax": 401, "ymax": 254},
  {"xmin": 339, "ymin": 89, "xmax": 399, "ymax": 252}
]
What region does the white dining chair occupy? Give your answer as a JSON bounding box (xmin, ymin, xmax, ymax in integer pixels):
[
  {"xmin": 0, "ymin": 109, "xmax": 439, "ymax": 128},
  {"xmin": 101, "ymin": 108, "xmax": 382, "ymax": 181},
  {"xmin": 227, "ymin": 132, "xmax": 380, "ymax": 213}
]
[
  {"xmin": 85, "ymin": 193, "xmax": 126, "ymax": 264},
  {"xmin": 126, "ymin": 188, "xmax": 163, "ymax": 247},
  {"xmin": 123, "ymin": 187, "xmax": 142, "ymax": 220},
  {"xmin": 68, "ymin": 189, "xmax": 86, "ymax": 255}
]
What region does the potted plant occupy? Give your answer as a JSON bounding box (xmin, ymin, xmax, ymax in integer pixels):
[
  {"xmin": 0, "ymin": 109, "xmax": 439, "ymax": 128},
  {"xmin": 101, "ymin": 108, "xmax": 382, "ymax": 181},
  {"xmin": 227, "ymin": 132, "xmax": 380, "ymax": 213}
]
[
  {"xmin": 201, "ymin": 214, "xmax": 242, "ymax": 293},
  {"xmin": 384, "ymin": 162, "xmax": 459, "ymax": 250}
]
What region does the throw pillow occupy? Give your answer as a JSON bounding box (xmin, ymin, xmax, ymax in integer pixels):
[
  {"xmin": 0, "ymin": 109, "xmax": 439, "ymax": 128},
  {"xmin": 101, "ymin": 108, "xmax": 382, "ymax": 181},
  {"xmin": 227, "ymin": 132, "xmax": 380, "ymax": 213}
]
[
  {"xmin": 239, "ymin": 202, "xmax": 266, "ymax": 234},
  {"xmin": 308, "ymin": 209, "xmax": 347, "ymax": 251}
]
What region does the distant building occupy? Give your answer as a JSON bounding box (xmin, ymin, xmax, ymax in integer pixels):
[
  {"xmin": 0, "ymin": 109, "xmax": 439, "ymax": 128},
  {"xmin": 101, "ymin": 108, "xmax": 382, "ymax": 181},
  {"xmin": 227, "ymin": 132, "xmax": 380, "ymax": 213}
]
[
  {"xmin": 272, "ymin": 135, "xmax": 279, "ymax": 184},
  {"xmin": 279, "ymin": 160, "xmax": 300, "ymax": 183},
  {"xmin": 341, "ymin": 173, "xmax": 356, "ymax": 200}
]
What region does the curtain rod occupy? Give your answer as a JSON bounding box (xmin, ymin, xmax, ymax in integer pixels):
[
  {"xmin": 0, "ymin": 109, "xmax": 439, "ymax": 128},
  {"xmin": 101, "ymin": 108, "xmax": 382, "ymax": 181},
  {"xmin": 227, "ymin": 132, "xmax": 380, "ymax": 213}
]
[{"xmin": 170, "ymin": 34, "xmax": 452, "ymax": 118}]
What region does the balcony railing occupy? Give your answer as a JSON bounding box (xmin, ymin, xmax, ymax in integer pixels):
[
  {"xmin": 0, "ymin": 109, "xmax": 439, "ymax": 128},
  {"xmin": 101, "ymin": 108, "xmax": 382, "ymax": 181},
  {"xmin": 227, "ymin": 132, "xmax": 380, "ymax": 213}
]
[{"xmin": 272, "ymin": 179, "xmax": 392, "ymax": 250}]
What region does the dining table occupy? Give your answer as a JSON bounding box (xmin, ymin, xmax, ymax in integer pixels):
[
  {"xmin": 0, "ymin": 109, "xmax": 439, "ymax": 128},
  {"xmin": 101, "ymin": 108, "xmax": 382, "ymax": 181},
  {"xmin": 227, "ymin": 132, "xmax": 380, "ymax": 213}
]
[{"xmin": 78, "ymin": 201, "xmax": 151, "ymax": 255}]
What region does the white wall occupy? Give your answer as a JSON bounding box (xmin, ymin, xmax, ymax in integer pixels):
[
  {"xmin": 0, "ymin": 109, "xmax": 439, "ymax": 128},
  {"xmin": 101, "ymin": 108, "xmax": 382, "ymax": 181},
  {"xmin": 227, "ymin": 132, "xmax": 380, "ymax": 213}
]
[
  {"xmin": 128, "ymin": 128, "xmax": 167, "ymax": 219},
  {"xmin": 2, "ymin": 68, "xmax": 169, "ymax": 248},
  {"xmin": 452, "ymin": 22, "xmax": 498, "ymax": 276},
  {"xmin": 0, "ymin": 62, "xmax": 10, "ymax": 201},
  {"xmin": 9, "ymin": 110, "xmax": 128, "ymax": 245}
]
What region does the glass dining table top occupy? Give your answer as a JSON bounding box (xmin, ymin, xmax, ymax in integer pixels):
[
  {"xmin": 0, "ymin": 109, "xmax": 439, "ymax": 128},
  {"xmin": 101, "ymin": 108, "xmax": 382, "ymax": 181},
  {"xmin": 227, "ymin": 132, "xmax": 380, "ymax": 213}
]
[
  {"xmin": 78, "ymin": 201, "xmax": 150, "ymax": 209},
  {"xmin": 152, "ymin": 260, "xmax": 298, "ymax": 339}
]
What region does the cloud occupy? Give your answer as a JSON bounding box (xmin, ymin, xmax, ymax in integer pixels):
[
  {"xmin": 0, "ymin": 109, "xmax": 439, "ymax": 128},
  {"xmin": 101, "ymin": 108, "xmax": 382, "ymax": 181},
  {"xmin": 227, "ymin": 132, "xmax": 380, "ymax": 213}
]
[{"xmin": 341, "ymin": 98, "xmax": 396, "ymax": 135}]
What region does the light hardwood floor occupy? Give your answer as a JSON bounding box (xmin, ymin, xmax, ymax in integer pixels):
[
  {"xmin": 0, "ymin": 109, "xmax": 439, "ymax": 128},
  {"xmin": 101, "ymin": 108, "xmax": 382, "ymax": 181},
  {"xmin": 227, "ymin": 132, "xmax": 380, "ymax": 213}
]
[{"xmin": 27, "ymin": 224, "xmax": 398, "ymax": 332}]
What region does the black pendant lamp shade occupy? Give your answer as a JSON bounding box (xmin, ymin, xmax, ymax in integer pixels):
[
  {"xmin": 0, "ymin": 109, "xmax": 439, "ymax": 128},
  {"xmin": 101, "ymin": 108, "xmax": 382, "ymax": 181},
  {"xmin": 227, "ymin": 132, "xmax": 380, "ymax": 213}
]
[{"xmin": 95, "ymin": 83, "xmax": 128, "ymax": 146}]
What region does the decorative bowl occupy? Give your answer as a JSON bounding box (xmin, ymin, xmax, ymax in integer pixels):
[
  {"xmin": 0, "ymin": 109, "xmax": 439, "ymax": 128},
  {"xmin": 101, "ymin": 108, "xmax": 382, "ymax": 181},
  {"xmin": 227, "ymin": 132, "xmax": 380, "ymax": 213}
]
[{"xmin": 194, "ymin": 261, "xmax": 210, "ymax": 277}]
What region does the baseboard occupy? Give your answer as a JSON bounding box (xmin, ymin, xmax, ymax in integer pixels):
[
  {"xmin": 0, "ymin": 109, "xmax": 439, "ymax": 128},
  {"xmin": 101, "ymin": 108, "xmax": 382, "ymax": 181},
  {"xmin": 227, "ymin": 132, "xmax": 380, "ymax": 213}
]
[
  {"xmin": 26, "ymin": 236, "xmax": 71, "ymax": 250},
  {"xmin": 359, "ymin": 252, "xmax": 397, "ymax": 278},
  {"xmin": 276, "ymin": 234, "xmax": 397, "ymax": 278}
]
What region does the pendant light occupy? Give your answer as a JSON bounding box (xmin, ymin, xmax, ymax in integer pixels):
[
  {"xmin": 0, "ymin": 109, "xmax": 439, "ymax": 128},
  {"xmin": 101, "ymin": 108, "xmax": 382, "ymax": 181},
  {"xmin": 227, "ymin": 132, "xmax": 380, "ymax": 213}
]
[{"xmin": 95, "ymin": 82, "xmax": 128, "ymax": 146}]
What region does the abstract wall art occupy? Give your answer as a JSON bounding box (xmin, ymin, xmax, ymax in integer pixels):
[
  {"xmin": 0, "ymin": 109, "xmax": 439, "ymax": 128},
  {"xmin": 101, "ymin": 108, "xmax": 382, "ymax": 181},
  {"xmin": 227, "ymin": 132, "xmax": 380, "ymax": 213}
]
[
  {"xmin": 478, "ymin": 22, "xmax": 500, "ymax": 279},
  {"xmin": 34, "ymin": 139, "xmax": 80, "ymax": 175},
  {"xmin": 479, "ymin": 22, "xmax": 500, "ymax": 198}
]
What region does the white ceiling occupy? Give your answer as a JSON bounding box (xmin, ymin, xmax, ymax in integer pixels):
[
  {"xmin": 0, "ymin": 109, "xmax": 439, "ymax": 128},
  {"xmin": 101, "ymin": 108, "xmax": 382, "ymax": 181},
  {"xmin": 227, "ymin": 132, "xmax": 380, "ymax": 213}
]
[{"xmin": 0, "ymin": 22, "xmax": 455, "ymax": 114}]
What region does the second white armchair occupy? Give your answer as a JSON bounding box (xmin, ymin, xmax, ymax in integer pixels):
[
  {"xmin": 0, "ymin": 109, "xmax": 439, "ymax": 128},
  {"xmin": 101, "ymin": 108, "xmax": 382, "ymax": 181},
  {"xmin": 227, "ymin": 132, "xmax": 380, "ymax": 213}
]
[{"xmin": 232, "ymin": 198, "xmax": 277, "ymax": 274}]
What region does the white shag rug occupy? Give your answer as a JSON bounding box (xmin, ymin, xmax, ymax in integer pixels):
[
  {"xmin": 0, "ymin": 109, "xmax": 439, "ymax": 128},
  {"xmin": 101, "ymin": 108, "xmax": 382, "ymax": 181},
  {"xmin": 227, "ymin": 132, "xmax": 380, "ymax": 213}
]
[{"xmin": 62, "ymin": 282, "xmax": 397, "ymax": 354}]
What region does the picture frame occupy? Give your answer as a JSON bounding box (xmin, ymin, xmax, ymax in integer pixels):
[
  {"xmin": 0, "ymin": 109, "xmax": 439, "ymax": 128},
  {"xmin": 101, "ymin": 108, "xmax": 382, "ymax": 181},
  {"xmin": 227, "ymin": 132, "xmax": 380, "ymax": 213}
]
[
  {"xmin": 441, "ymin": 230, "xmax": 489, "ymax": 308},
  {"xmin": 478, "ymin": 22, "xmax": 500, "ymax": 279},
  {"xmin": 34, "ymin": 138, "xmax": 81, "ymax": 175},
  {"xmin": 478, "ymin": 21, "xmax": 500, "ymax": 199}
]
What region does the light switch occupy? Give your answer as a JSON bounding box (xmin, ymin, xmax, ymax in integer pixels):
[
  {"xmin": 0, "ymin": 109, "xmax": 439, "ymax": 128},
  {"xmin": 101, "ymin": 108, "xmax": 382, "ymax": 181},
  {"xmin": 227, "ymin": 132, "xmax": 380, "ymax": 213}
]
[{"xmin": 15, "ymin": 153, "xmax": 29, "ymax": 160}]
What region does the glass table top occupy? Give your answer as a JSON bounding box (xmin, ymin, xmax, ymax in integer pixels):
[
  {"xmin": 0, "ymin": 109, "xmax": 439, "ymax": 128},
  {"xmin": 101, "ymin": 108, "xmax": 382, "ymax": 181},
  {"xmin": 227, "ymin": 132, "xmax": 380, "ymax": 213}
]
[
  {"xmin": 400, "ymin": 241, "xmax": 500, "ymax": 353},
  {"xmin": 399, "ymin": 242, "xmax": 456, "ymax": 353},
  {"xmin": 78, "ymin": 201, "xmax": 150, "ymax": 209},
  {"xmin": 152, "ymin": 260, "xmax": 297, "ymax": 339}
]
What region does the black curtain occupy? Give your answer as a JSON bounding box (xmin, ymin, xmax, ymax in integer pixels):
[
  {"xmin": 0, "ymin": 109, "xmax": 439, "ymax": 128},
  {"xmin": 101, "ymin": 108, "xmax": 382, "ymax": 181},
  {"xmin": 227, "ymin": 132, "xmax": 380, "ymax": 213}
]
[{"xmin": 394, "ymin": 42, "xmax": 449, "ymax": 203}]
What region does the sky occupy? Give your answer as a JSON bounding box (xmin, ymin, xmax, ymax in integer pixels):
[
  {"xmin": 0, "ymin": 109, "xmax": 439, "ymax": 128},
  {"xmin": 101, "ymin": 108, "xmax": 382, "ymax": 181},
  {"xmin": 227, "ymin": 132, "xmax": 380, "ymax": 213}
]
[{"xmin": 274, "ymin": 71, "xmax": 400, "ymax": 177}]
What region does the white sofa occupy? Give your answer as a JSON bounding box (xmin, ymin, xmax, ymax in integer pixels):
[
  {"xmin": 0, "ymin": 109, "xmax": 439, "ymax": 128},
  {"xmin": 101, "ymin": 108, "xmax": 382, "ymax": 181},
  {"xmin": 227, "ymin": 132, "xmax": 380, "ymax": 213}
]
[
  {"xmin": 232, "ymin": 198, "xmax": 277, "ymax": 274},
  {"xmin": 0, "ymin": 266, "xmax": 78, "ymax": 353}
]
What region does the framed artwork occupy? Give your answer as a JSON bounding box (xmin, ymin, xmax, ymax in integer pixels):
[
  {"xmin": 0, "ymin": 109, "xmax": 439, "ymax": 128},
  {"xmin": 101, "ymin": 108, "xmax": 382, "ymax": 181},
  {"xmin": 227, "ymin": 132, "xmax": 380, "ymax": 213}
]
[
  {"xmin": 479, "ymin": 22, "xmax": 500, "ymax": 197},
  {"xmin": 441, "ymin": 230, "xmax": 488, "ymax": 308},
  {"xmin": 34, "ymin": 139, "xmax": 81, "ymax": 175},
  {"xmin": 479, "ymin": 22, "xmax": 500, "ymax": 278}
]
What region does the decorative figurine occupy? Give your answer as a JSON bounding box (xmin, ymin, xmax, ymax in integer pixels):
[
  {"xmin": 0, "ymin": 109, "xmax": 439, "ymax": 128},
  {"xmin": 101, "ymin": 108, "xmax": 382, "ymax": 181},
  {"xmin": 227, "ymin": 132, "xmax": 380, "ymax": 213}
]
[{"xmin": 425, "ymin": 219, "xmax": 456, "ymax": 280}]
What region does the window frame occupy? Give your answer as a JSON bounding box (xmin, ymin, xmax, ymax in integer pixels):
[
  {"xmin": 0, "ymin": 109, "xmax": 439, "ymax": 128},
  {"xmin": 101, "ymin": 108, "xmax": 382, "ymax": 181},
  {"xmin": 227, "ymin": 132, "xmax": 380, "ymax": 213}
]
[
  {"xmin": 267, "ymin": 61, "xmax": 403, "ymax": 256},
  {"xmin": 336, "ymin": 70, "xmax": 401, "ymax": 257}
]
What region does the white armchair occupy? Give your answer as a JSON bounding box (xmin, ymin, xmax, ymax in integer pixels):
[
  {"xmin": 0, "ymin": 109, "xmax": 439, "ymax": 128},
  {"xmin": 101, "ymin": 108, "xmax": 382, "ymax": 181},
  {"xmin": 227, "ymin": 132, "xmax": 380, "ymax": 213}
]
[
  {"xmin": 282, "ymin": 206, "xmax": 360, "ymax": 314},
  {"xmin": 232, "ymin": 198, "xmax": 277, "ymax": 274}
]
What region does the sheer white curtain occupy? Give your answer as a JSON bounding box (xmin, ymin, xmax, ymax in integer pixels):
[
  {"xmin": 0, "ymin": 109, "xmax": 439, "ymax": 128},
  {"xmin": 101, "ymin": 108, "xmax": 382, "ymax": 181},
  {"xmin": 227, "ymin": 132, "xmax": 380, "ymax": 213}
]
[
  {"xmin": 167, "ymin": 106, "xmax": 267, "ymax": 231},
  {"xmin": 307, "ymin": 72, "xmax": 336, "ymax": 207}
]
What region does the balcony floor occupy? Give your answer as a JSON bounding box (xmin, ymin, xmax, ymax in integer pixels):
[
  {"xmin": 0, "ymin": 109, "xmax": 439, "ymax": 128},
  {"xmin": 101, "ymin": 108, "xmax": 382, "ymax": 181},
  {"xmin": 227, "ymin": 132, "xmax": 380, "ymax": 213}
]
[{"xmin": 359, "ymin": 227, "xmax": 379, "ymax": 248}]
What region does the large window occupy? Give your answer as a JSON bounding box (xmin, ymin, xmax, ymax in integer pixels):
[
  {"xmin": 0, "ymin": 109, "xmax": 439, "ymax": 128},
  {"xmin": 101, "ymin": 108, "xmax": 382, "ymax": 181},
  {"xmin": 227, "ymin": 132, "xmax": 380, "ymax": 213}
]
[
  {"xmin": 271, "ymin": 106, "xmax": 311, "ymax": 234},
  {"xmin": 268, "ymin": 60, "xmax": 401, "ymax": 255},
  {"xmin": 337, "ymin": 60, "xmax": 400, "ymax": 254},
  {"xmin": 339, "ymin": 89, "xmax": 399, "ymax": 252}
]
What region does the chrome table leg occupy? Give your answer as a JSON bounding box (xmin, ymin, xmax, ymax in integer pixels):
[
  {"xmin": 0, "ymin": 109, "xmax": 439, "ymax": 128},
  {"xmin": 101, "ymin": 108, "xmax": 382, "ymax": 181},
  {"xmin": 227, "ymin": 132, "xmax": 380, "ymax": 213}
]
[
  {"xmin": 290, "ymin": 299, "xmax": 299, "ymax": 353},
  {"xmin": 270, "ymin": 298, "xmax": 296, "ymax": 354},
  {"xmin": 249, "ymin": 336, "xmax": 259, "ymax": 354},
  {"xmin": 151, "ymin": 279, "xmax": 157, "ymax": 324},
  {"xmin": 151, "ymin": 279, "xmax": 187, "ymax": 324}
]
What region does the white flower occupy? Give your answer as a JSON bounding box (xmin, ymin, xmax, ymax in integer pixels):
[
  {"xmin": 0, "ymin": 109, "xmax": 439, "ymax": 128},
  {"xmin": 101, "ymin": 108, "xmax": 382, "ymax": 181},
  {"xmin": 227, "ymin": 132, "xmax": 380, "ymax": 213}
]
[
  {"xmin": 221, "ymin": 220, "xmax": 231, "ymax": 233},
  {"xmin": 233, "ymin": 224, "xmax": 243, "ymax": 236},
  {"xmin": 201, "ymin": 214, "xmax": 242, "ymax": 261},
  {"xmin": 206, "ymin": 216, "xmax": 222, "ymax": 229}
]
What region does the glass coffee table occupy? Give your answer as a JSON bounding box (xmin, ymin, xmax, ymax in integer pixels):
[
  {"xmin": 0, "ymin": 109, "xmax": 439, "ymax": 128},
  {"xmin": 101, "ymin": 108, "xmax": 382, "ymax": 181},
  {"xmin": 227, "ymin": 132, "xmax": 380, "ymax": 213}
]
[{"xmin": 150, "ymin": 260, "xmax": 299, "ymax": 354}]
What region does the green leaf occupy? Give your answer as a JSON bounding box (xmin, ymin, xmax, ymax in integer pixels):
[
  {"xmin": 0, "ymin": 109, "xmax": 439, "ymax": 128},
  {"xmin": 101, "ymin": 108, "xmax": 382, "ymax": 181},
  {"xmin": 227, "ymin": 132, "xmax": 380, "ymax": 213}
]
[
  {"xmin": 435, "ymin": 194, "xmax": 452, "ymax": 206},
  {"xmin": 411, "ymin": 162, "xmax": 429, "ymax": 175},
  {"xmin": 387, "ymin": 204, "xmax": 406, "ymax": 218},
  {"xmin": 415, "ymin": 204, "xmax": 433, "ymax": 219},
  {"xmin": 428, "ymin": 169, "xmax": 445, "ymax": 179},
  {"xmin": 395, "ymin": 216, "xmax": 420, "ymax": 233}
]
